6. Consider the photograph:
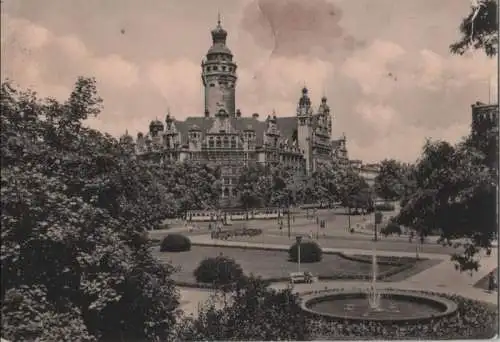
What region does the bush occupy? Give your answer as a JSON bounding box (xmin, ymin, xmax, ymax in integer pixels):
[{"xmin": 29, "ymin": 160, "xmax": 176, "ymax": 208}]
[
  {"xmin": 160, "ymin": 234, "xmax": 191, "ymax": 252},
  {"xmin": 374, "ymin": 203, "xmax": 396, "ymax": 211},
  {"xmin": 194, "ymin": 255, "xmax": 244, "ymax": 286},
  {"xmin": 381, "ymin": 221, "xmax": 402, "ymax": 236},
  {"xmin": 289, "ymin": 240, "xmax": 323, "ymax": 263}
]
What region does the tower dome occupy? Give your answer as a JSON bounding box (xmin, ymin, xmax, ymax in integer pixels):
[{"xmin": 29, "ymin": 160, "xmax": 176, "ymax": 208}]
[
  {"xmin": 299, "ymin": 87, "xmax": 311, "ymax": 107},
  {"xmin": 211, "ymin": 15, "xmax": 227, "ymax": 44}
]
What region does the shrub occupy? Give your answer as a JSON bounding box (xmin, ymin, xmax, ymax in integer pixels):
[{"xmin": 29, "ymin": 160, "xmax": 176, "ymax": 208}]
[
  {"xmin": 194, "ymin": 255, "xmax": 244, "ymax": 286},
  {"xmin": 381, "ymin": 221, "xmax": 402, "ymax": 236},
  {"xmin": 160, "ymin": 234, "xmax": 191, "ymax": 252},
  {"xmin": 289, "ymin": 240, "xmax": 323, "ymax": 263},
  {"xmin": 374, "ymin": 203, "xmax": 396, "ymax": 211}
]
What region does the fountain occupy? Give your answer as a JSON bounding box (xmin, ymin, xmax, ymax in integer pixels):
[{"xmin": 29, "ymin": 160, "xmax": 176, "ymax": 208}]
[
  {"xmin": 299, "ymin": 242, "xmax": 458, "ymax": 324},
  {"xmin": 366, "ymin": 245, "xmax": 382, "ymax": 311}
]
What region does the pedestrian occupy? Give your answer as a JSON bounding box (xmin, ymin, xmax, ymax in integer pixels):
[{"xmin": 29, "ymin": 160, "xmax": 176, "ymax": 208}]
[{"xmin": 488, "ymin": 272, "xmax": 496, "ymax": 292}]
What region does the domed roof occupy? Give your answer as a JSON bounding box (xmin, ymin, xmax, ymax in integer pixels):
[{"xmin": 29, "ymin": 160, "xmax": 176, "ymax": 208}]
[
  {"xmin": 150, "ymin": 119, "xmax": 164, "ymax": 130},
  {"xmin": 207, "ymin": 44, "xmax": 232, "ymax": 55},
  {"xmin": 299, "ymin": 87, "xmax": 311, "ymax": 107},
  {"xmin": 211, "ymin": 16, "xmax": 227, "ymax": 44}
]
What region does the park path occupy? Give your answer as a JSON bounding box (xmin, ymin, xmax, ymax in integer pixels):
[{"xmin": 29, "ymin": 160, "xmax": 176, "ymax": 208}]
[{"xmin": 179, "ymin": 235, "xmax": 498, "ymax": 315}]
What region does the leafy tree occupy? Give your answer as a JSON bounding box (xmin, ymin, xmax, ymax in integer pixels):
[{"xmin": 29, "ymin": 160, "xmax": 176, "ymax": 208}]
[
  {"xmin": 450, "ymin": 0, "xmax": 498, "ymax": 57},
  {"xmin": 374, "ymin": 159, "xmax": 407, "ymax": 201},
  {"xmin": 176, "ymin": 276, "xmax": 309, "ymax": 341},
  {"xmin": 1, "ymin": 78, "xmax": 180, "ymax": 341},
  {"xmin": 396, "ymin": 139, "xmax": 497, "ymax": 272},
  {"xmin": 235, "ymin": 164, "xmax": 266, "ymax": 213}
]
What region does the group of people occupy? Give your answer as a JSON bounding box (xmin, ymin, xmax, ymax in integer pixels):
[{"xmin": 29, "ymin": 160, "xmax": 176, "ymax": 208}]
[{"xmin": 307, "ymin": 292, "xmax": 497, "ymax": 340}]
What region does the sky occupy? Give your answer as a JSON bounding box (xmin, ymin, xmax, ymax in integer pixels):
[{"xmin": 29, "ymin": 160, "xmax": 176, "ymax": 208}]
[{"xmin": 1, "ymin": 0, "xmax": 498, "ymax": 163}]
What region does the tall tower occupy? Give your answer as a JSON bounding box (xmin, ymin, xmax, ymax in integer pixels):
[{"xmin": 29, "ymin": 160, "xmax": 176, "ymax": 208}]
[
  {"xmin": 296, "ymin": 87, "xmax": 313, "ymax": 174},
  {"xmin": 201, "ymin": 15, "xmax": 237, "ymax": 117}
]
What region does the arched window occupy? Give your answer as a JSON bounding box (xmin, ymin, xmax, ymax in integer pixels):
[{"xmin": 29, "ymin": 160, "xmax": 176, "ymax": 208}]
[
  {"xmin": 216, "ymin": 137, "xmax": 221, "ymax": 148},
  {"xmin": 232, "ymin": 188, "xmax": 237, "ymax": 197},
  {"xmin": 231, "ymin": 137, "xmax": 236, "ymax": 148},
  {"xmin": 223, "ymin": 136, "xmax": 229, "ymax": 148},
  {"xmin": 223, "ymin": 188, "xmax": 229, "ymax": 197}
]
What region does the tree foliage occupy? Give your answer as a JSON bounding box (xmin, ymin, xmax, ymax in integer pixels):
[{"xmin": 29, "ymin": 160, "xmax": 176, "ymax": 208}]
[
  {"xmin": 1, "ymin": 78, "xmax": 181, "ymax": 341},
  {"xmin": 450, "ymin": 0, "xmax": 498, "ymax": 57},
  {"xmin": 374, "ymin": 159, "xmax": 408, "ymax": 201},
  {"xmin": 176, "ymin": 276, "xmax": 309, "ymax": 341},
  {"xmin": 396, "ymin": 139, "xmax": 497, "ymax": 272}
]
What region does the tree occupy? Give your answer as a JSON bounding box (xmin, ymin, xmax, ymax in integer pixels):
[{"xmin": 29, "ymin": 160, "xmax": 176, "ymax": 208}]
[
  {"xmin": 235, "ymin": 164, "xmax": 266, "ymax": 214},
  {"xmin": 374, "ymin": 159, "xmax": 407, "ymax": 201},
  {"xmin": 396, "ymin": 139, "xmax": 497, "ymax": 272},
  {"xmin": 176, "ymin": 276, "xmax": 309, "ymax": 341},
  {"xmin": 450, "ymin": 0, "xmax": 498, "ymax": 57},
  {"xmin": 1, "ymin": 78, "xmax": 180, "ymax": 341}
]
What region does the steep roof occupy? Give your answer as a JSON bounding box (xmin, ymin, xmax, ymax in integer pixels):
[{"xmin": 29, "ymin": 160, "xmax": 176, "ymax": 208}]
[{"xmin": 170, "ymin": 115, "xmax": 298, "ymax": 146}]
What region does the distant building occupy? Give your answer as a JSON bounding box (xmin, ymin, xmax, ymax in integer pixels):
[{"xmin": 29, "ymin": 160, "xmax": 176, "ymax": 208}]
[
  {"xmin": 471, "ymin": 101, "xmax": 499, "ymax": 169},
  {"xmin": 122, "ymin": 17, "xmax": 349, "ymax": 203},
  {"xmin": 352, "ymin": 162, "xmax": 380, "ymax": 187}
]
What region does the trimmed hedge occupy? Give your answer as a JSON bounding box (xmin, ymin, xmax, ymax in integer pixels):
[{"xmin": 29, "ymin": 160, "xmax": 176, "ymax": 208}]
[
  {"xmin": 289, "ymin": 240, "xmax": 323, "ymax": 263},
  {"xmin": 381, "ymin": 221, "xmax": 402, "ymax": 236},
  {"xmin": 374, "ymin": 203, "xmax": 396, "ymax": 211},
  {"xmin": 194, "ymin": 255, "xmax": 244, "ymax": 285},
  {"xmin": 160, "ymin": 234, "xmax": 191, "ymax": 252}
]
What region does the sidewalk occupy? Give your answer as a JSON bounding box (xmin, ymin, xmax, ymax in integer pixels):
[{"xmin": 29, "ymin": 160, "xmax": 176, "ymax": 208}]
[{"xmin": 189, "ymin": 234, "xmax": 451, "ymax": 260}]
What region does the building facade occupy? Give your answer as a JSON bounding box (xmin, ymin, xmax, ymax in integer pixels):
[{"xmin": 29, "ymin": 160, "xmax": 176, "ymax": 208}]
[{"xmin": 126, "ymin": 18, "xmax": 349, "ymax": 201}]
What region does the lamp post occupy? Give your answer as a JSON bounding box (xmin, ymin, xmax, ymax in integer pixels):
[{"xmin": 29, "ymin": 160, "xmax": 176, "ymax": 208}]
[
  {"xmin": 374, "ymin": 211, "xmax": 383, "ymax": 242},
  {"xmin": 296, "ymin": 235, "xmax": 303, "ymax": 273}
]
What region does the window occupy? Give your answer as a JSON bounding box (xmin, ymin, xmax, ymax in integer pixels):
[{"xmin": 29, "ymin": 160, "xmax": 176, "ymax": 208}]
[
  {"xmin": 222, "ymin": 66, "xmax": 226, "ymax": 71},
  {"xmin": 207, "ymin": 66, "xmax": 211, "ymax": 72},
  {"xmin": 231, "ymin": 137, "xmax": 236, "ymax": 148},
  {"xmin": 209, "ymin": 137, "xmax": 214, "ymax": 148},
  {"xmin": 213, "ymin": 66, "xmax": 218, "ymax": 71},
  {"xmin": 223, "ymin": 188, "xmax": 229, "ymax": 198},
  {"xmin": 216, "ymin": 137, "xmax": 221, "ymax": 147},
  {"xmin": 232, "ymin": 188, "xmax": 237, "ymax": 197},
  {"xmin": 223, "ymin": 136, "xmax": 229, "ymax": 148},
  {"xmin": 210, "ymin": 83, "xmax": 215, "ymax": 87}
]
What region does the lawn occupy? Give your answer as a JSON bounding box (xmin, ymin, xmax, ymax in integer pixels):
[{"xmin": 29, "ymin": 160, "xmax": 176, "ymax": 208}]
[{"xmin": 153, "ymin": 246, "xmax": 406, "ymax": 285}]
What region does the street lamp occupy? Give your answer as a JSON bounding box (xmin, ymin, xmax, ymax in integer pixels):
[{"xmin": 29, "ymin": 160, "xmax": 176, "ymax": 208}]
[
  {"xmin": 374, "ymin": 211, "xmax": 383, "ymax": 242},
  {"xmin": 296, "ymin": 235, "xmax": 303, "ymax": 273}
]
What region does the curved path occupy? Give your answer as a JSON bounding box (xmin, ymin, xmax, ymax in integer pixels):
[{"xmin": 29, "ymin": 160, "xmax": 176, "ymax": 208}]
[{"xmin": 178, "ymin": 239, "xmax": 498, "ymax": 316}]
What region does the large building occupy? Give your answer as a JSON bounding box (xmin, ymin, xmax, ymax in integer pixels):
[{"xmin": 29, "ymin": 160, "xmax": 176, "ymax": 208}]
[{"xmin": 125, "ymin": 18, "xmax": 349, "ymax": 201}]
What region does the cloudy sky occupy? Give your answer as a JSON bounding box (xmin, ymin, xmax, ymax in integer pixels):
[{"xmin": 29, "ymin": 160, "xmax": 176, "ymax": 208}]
[{"xmin": 1, "ymin": 0, "xmax": 497, "ymax": 163}]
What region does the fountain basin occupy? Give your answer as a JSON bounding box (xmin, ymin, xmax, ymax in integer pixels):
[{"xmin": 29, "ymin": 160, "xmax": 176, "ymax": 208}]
[{"xmin": 301, "ymin": 289, "xmax": 458, "ymax": 324}]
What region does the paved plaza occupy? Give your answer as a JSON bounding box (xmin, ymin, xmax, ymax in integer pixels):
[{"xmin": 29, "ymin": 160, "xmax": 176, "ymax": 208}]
[{"xmin": 170, "ymin": 218, "xmax": 498, "ymax": 316}]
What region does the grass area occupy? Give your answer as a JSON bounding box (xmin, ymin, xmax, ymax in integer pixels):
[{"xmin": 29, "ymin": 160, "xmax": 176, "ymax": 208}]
[{"xmin": 153, "ymin": 246, "xmax": 422, "ymax": 285}]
